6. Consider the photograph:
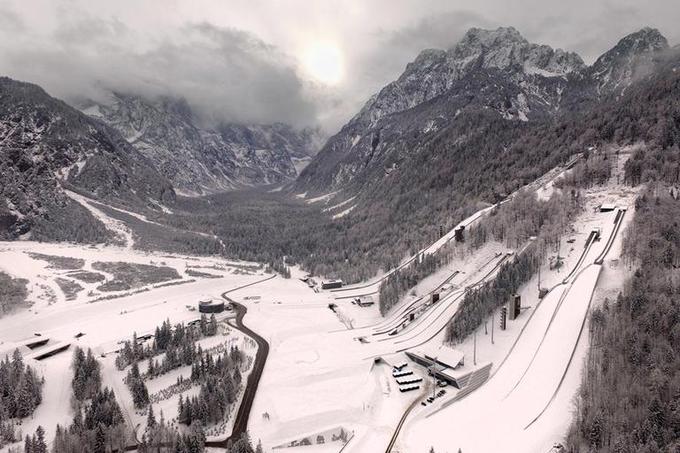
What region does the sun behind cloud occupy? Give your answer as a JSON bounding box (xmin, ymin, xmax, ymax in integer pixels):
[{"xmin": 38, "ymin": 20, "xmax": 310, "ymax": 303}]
[{"xmin": 301, "ymin": 41, "xmax": 344, "ymax": 85}]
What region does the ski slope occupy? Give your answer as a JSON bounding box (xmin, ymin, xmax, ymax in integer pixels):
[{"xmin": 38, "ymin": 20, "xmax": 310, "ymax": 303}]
[{"xmin": 401, "ymin": 208, "xmax": 628, "ymax": 453}]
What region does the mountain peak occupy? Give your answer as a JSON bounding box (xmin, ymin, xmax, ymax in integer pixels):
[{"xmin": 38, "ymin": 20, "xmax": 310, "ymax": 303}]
[
  {"xmin": 629, "ymin": 27, "xmax": 667, "ymax": 44},
  {"xmin": 353, "ymin": 25, "xmax": 586, "ymax": 129},
  {"xmin": 594, "ymin": 28, "xmax": 668, "ymax": 66},
  {"xmin": 447, "ymin": 26, "xmax": 584, "ymax": 76},
  {"xmin": 459, "ymin": 26, "xmax": 527, "ymax": 47},
  {"xmin": 610, "ymin": 27, "xmax": 668, "ymax": 56},
  {"xmin": 591, "ymin": 27, "xmax": 668, "ymax": 94}
]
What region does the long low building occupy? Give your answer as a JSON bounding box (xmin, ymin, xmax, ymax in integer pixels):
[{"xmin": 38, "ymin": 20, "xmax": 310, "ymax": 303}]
[
  {"xmin": 321, "ymin": 279, "xmax": 343, "ymax": 290},
  {"xmin": 392, "ymin": 369, "xmax": 413, "ymax": 378},
  {"xmin": 355, "ymin": 296, "xmax": 375, "ymax": 307},
  {"xmin": 406, "ymin": 346, "xmax": 464, "ymax": 369},
  {"xmin": 405, "ymin": 346, "xmax": 468, "ymax": 388}
]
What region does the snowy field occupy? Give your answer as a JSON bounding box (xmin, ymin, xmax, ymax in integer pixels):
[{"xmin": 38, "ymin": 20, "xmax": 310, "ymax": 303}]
[{"xmin": 0, "ymin": 242, "xmax": 267, "ymax": 451}]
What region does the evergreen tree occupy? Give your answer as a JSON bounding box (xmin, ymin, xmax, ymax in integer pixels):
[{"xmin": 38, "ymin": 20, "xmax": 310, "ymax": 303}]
[
  {"xmin": 178, "ymin": 394, "xmax": 187, "ymax": 425},
  {"xmin": 147, "ymin": 356, "xmax": 155, "ymax": 377},
  {"xmin": 33, "ymin": 426, "xmax": 46, "ymax": 453},
  {"xmin": 233, "ymin": 367, "xmax": 242, "ymax": 387},
  {"xmin": 71, "ymin": 347, "xmax": 101, "ymax": 401},
  {"xmin": 208, "ymin": 315, "xmax": 217, "ymax": 336},
  {"xmin": 0, "ymin": 350, "xmax": 43, "ymax": 420},
  {"xmin": 130, "ymin": 361, "xmax": 141, "ymax": 380},
  {"xmin": 130, "ymin": 376, "xmax": 149, "ymax": 409},
  {"xmin": 94, "ymin": 424, "xmax": 106, "ymax": 453},
  {"xmin": 147, "ymin": 404, "xmax": 157, "ymax": 429},
  {"xmin": 15, "ymin": 380, "xmax": 34, "ymax": 418},
  {"xmin": 199, "ymin": 314, "xmax": 207, "ymax": 336}
]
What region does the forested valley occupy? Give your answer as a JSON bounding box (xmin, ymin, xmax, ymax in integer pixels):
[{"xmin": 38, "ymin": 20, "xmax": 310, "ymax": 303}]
[{"xmin": 81, "ymin": 49, "xmax": 680, "ymax": 289}]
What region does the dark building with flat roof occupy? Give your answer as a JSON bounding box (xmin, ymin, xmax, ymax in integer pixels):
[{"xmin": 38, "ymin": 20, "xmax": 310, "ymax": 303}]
[
  {"xmin": 321, "ymin": 280, "xmax": 343, "ymax": 290},
  {"xmin": 198, "ymin": 299, "xmax": 225, "ymax": 314}
]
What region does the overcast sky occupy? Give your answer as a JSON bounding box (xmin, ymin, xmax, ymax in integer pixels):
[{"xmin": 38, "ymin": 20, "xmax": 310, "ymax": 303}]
[{"xmin": 1, "ymin": 0, "xmax": 678, "ymax": 132}]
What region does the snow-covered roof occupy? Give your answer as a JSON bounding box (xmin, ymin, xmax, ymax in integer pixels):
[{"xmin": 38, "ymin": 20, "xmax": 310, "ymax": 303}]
[
  {"xmin": 199, "ymin": 298, "xmax": 223, "ymax": 307},
  {"xmin": 357, "ymin": 295, "xmax": 374, "ymax": 305},
  {"xmin": 411, "ymin": 344, "xmax": 465, "ymax": 369}
]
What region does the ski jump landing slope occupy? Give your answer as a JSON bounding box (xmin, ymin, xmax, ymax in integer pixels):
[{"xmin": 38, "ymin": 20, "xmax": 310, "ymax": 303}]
[
  {"xmin": 404, "ymin": 263, "xmax": 601, "ymax": 452},
  {"xmin": 402, "ymin": 211, "xmax": 624, "ymax": 453}
]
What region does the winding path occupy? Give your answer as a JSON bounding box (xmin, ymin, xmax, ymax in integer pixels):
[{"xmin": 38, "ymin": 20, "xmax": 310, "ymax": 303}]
[
  {"xmin": 119, "ymin": 275, "xmax": 274, "ymax": 451},
  {"xmin": 204, "ymin": 276, "xmax": 274, "ymax": 447},
  {"xmin": 205, "ymin": 296, "xmax": 270, "ymax": 447}
]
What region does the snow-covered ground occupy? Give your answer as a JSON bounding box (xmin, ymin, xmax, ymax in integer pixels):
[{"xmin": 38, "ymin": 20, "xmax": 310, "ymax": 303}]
[
  {"xmin": 0, "ymin": 242, "xmax": 267, "ymax": 451},
  {"xmin": 322, "ymin": 196, "xmax": 356, "ymax": 213},
  {"xmin": 331, "ymin": 205, "xmax": 355, "ymax": 219},
  {"xmin": 398, "ymin": 161, "xmax": 639, "ymax": 453},
  {"xmin": 64, "ymin": 189, "xmax": 134, "ymax": 248},
  {"xmin": 224, "ymin": 242, "xmax": 516, "ymax": 452},
  {"xmin": 0, "ymin": 153, "xmax": 640, "ymax": 453},
  {"xmin": 0, "ymin": 241, "xmax": 262, "ymax": 308},
  {"xmin": 304, "ymin": 191, "xmax": 340, "ymax": 205},
  {"xmin": 245, "ymin": 160, "xmax": 638, "ymax": 452}
]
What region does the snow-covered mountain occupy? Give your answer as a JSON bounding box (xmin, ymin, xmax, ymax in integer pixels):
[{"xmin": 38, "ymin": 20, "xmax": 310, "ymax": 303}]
[
  {"xmin": 589, "ymin": 27, "xmax": 669, "ymax": 95},
  {"xmin": 79, "ymin": 93, "xmax": 322, "ymax": 195},
  {"xmin": 353, "ymin": 26, "xmax": 585, "ymax": 129},
  {"xmin": 1, "ymin": 25, "xmax": 673, "ymax": 247},
  {"xmin": 296, "ymin": 27, "xmax": 671, "ymax": 193},
  {"xmin": 0, "ymin": 77, "xmax": 175, "ymax": 241}
]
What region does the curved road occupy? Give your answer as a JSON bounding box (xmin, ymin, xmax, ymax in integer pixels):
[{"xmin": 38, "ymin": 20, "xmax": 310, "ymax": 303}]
[
  {"xmin": 384, "ymin": 382, "xmax": 431, "ymax": 453},
  {"xmin": 119, "ymin": 276, "xmax": 273, "ymax": 452},
  {"xmin": 204, "ymin": 291, "xmax": 271, "ymax": 448}
]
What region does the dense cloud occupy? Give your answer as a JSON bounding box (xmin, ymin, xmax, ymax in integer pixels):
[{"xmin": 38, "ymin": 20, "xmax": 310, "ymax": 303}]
[
  {"xmin": 0, "ymin": 0, "xmax": 678, "ymax": 131},
  {"xmin": 0, "ymin": 16, "xmax": 316, "ymax": 127}
]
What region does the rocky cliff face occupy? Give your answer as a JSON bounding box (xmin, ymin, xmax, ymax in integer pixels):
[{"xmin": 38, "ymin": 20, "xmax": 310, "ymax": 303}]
[
  {"xmin": 0, "ymin": 77, "xmax": 175, "ymax": 240},
  {"xmin": 353, "ymin": 27, "xmax": 584, "ymax": 129},
  {"xmin": 296, "ymin": 27, "xmax": 670, "ymax": 194},
  {"xmin": 81, "ymin": 93, "xmax": 322, "ymax": 195}
]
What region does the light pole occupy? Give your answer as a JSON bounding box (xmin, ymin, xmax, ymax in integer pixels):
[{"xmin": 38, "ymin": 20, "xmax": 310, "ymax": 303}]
[
  {"xmin": 429, "ymin": 357, "xmax": 438, "ymax": 400},
  {"xmin": 473, "ymin": 330, "xmax": 477, "ymax": 366}
]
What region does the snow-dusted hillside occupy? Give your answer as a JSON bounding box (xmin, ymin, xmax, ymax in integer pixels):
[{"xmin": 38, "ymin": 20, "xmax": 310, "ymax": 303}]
[
  {"xmin": 80, "ymin": 93, "xmax": 323, "ymax": 195},
  {"xmin": 0, "ymin": 77, "xmax": 175, "ymax": 242},
  {"xmin": 296, "ymin": 27, "xmax": 669, "ymax": 194}
]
